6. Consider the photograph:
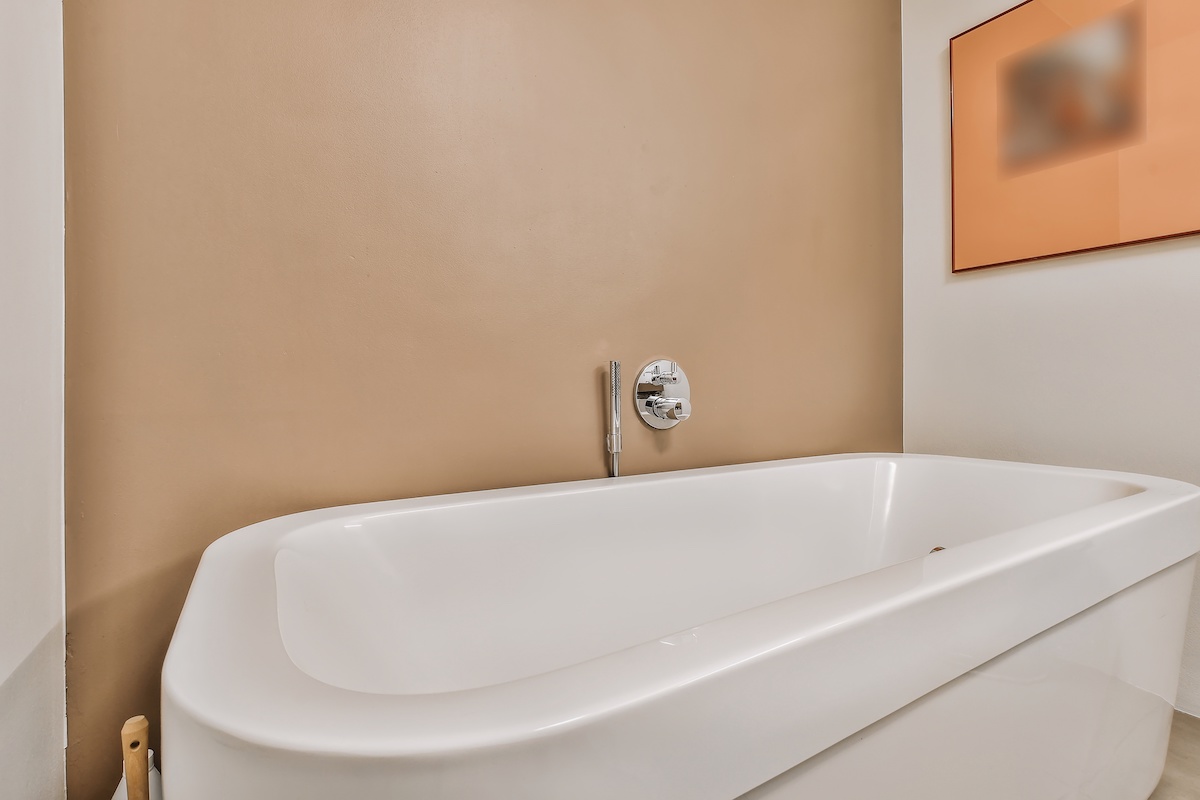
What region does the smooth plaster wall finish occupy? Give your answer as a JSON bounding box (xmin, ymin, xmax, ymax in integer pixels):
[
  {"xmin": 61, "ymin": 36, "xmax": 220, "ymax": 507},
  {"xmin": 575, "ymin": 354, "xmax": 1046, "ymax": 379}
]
[
  {"xmin": 903, "ymin": 0, "xmax": 1200, "ymax": 716},
  {"xmin": 0, "ymin": 0, "xmax": 66, "ymax": 796},
  {"xmin": 64, "ymin": 1, "xmax": 903, "ymax": 796}
]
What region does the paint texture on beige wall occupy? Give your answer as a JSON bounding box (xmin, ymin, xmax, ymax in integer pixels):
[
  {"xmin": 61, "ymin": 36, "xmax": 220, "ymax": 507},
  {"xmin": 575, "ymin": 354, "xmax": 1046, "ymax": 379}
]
[{"xmin": 64, "ymin": 1, "xmax": 902, "ymax": 796}]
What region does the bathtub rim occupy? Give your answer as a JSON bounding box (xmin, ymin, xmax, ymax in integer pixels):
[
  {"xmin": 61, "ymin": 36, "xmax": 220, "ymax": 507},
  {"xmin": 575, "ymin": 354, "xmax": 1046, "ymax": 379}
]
[{"xmin": 161, "ymin": 453, "xmax": 1200, "ymax": 758}]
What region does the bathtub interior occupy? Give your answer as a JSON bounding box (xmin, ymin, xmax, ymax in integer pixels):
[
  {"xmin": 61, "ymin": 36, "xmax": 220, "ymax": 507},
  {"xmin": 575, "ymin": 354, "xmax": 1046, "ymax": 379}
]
[{"xmin": 273, "ymin": 457, "xmax": 1143, "ymax": 696}]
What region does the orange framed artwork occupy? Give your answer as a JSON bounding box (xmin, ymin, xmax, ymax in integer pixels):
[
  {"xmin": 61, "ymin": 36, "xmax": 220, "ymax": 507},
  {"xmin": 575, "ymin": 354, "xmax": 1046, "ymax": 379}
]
[{"xmin": 950, "ymin": 0, "xmax": 1200, "ymax": 272}]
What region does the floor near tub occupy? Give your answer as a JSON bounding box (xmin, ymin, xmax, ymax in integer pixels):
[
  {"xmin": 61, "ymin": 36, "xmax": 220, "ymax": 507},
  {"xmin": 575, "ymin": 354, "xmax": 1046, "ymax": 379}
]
[{"xmin": 1151, "ymin": 712, "xmax": 1200, "ymax": 799}]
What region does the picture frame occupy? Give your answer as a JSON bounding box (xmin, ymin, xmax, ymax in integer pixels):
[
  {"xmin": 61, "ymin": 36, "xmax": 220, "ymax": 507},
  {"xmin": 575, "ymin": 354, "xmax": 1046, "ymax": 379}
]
[{"xmin": 950, "ymin": 0, "xmax": 1200, "ymax": 272}]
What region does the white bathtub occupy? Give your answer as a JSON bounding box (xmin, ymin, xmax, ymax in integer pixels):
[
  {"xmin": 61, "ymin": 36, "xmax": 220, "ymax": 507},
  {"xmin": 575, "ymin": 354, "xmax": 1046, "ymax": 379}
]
[{"xmin": 162, "ymin": 454, "xmax": 1200, "ymax": 799}]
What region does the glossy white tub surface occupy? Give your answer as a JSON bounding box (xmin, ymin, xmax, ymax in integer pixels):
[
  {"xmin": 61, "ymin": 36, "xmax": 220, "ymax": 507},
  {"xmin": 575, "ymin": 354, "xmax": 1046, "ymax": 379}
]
[{"xmin": 162, "ymin": 454, "xmax": 1200, "ymax": 800}]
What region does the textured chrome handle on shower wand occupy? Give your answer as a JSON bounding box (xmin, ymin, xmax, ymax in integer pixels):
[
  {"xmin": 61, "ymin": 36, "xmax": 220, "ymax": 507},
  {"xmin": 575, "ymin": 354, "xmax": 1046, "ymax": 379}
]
[{"xmin": 607, "ymin": 361, "xmax": 622, "ymax": 478}]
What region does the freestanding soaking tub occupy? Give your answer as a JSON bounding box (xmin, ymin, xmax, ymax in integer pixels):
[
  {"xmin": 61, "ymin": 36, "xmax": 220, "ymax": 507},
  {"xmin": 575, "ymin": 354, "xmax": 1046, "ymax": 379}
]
[{"xmin": 162, "ymin": 454, "xmax": 1200, "ymax": 799}]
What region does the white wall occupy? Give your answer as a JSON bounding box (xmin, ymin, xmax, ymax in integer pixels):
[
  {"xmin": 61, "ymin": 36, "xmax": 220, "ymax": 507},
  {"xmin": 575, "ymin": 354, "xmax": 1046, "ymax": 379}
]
[
  {"xmin": 903, "ymin": 0, "xmax": 1200, "ymax": 715},
  {"xmin": 0, "ymin": 0, "xmax": 66, "ymax": 795}
]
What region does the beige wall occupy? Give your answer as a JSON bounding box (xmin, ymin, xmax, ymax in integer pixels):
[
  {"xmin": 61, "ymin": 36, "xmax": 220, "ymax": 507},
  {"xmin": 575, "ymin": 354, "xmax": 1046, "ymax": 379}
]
[
  {"xmin": 1, "ymin": 0, "xmax": 65, "ymax": 796},
  {"xmin": 64, "ymin": 1, "xmax": 902, "ymax": 796},
  {"xmin": 903, "ymin": 0, "xmax": 1200, "ymax": 718}
]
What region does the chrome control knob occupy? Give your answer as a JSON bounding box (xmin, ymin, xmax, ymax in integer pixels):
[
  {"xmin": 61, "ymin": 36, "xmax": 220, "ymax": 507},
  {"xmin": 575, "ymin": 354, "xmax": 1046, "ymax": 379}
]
[{"xmin": 651, "ymin": 396, "xmax": 691, "ymax": 422}]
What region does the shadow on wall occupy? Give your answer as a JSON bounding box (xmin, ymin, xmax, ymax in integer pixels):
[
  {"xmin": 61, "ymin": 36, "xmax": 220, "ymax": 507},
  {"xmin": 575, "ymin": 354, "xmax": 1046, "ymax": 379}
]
[
  {"xmin": 65, "ymin": 554, "xmax": 201, "ymax": 795},
  {"xmin": 1, "ymin": 623, "xmax": 66, "ymax": 800}
]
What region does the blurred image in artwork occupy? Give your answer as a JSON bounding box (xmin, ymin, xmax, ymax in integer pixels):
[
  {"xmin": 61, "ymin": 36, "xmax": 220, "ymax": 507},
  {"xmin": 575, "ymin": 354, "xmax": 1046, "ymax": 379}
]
[{"xmin": 1000, "ymin": 3, "xmax": 1145, "ymax": 172}]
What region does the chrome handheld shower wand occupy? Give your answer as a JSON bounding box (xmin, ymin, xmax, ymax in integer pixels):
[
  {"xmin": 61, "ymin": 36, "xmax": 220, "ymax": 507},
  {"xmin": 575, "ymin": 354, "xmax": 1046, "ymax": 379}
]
[{"xmin": 607, "ymin": 361, "xmax": 622, "ymax": 477}]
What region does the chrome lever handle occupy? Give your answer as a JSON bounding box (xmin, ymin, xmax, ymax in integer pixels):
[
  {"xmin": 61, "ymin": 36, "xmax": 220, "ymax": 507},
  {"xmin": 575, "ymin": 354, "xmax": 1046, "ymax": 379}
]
[
  {"xmin": 650, "ymin": 362, "xmax": 680, "ymax": 386},
  {"xmin": 650, "ymin": 396, "xmax": 691, "ymax": 422}
]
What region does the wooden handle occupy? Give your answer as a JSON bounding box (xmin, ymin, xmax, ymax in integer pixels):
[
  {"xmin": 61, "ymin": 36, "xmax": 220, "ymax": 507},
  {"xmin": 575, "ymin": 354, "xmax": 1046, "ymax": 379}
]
[{"xmin": 121, "ymin": 716, "xmax": 151, "ymax": 800}]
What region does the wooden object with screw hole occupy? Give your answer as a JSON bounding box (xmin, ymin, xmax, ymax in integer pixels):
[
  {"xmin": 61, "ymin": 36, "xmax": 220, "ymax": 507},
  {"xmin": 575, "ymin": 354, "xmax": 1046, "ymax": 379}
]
[{"xmin": 120, "ymin": 716, "xmax": 151, "ymax": 800}]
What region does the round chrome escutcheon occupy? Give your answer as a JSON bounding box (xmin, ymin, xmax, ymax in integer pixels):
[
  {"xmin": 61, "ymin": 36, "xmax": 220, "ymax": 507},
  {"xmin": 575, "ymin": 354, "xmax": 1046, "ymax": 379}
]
[{"xmin": 634, "ymin": 359, "xmax": 691, "ymax": 430}]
